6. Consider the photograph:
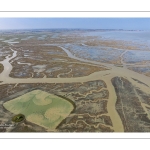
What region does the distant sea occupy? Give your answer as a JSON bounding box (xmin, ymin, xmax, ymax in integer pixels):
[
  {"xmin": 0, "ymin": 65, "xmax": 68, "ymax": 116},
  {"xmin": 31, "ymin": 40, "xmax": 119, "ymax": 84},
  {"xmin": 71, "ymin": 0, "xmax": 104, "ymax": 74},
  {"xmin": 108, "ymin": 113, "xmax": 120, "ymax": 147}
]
[{"xmin": 83, "ymin": 30, "xmax": 150, "ymax": 48}]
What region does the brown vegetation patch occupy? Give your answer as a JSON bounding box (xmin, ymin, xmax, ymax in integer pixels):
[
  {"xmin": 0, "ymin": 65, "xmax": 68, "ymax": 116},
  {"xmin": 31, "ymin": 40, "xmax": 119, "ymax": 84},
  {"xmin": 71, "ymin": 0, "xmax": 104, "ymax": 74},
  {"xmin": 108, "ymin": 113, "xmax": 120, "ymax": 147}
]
[
  {"xmin": 0, "ymin": 63, "xmax": 4, "ymax": 73},
  {"xmin": 0, "ymin": 79, "xmax": 111, "ymax": 132},
  {"xmin": 112, "ymin": 77, "xmax": 150, "ymax": 132}
]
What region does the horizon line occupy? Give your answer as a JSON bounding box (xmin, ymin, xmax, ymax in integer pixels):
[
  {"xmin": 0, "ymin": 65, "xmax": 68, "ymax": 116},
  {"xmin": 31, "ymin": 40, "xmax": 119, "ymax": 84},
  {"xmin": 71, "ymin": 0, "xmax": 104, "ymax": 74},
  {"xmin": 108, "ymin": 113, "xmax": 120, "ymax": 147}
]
[{"xmin": 0, "ymin": 28, "xmax": 145, "ymax": 31}]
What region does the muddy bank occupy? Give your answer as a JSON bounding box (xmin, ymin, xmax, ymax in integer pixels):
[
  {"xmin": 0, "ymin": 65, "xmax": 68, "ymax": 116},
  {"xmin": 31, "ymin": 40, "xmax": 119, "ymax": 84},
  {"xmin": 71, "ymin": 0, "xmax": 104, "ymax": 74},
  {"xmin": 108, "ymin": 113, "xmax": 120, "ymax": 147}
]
[{"xmin": 0, "ymin": 63, "xmax": 4, "ymax": 73}]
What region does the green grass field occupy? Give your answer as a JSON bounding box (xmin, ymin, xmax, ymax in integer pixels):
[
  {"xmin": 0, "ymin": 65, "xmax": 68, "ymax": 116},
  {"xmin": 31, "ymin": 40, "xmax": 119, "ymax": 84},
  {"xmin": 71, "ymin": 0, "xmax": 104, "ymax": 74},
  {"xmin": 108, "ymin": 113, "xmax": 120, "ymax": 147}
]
[{"xmin": 3, "ymin": 90, "xmax": 74, "ymax": 130}]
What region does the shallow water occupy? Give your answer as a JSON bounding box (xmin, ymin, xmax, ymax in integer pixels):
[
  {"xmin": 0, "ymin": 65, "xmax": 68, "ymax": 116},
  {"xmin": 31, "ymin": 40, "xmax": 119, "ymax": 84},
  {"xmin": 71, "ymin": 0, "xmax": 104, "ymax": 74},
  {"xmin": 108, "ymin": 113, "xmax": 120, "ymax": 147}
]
[
  {"xmin": 83, "ymin": 30, "xmax": 150, "ymax": 48},
  {"xmin": 64, "ymin": 44, "xmax": 124, "ymax": 62},
  {"xmin": 123, "ymin": 50, "xmax": 150, "ymax": 63}
]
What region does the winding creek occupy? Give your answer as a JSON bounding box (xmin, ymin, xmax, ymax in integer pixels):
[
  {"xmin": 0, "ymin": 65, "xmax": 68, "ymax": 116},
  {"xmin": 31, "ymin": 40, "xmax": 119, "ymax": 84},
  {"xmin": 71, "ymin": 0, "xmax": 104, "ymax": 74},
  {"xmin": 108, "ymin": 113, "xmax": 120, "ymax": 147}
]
[{"xmin": 0, "ymin": 43, "xmax": 150, "ymax": 132}]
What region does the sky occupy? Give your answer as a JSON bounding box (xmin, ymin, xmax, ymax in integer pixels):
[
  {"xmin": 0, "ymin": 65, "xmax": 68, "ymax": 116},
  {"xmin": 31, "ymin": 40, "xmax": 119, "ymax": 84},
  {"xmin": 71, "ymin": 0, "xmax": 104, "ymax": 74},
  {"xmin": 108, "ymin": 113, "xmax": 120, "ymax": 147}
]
[{"xmin": 0, "ymin": 18, "xmax": 150, "ymax": 30}]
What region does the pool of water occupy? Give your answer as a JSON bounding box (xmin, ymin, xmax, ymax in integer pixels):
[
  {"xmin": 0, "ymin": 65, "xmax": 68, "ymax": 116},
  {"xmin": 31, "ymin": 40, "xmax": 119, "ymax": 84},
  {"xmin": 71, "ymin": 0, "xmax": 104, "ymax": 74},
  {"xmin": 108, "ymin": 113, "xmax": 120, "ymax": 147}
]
[
  {"xmin": 123, "ymin": 50, "xmax": 150, "ymax": 63},
  {"xmin": 83, "ymin": 30, "xmax": 150, "ymax": 44},
  {"xmin": 64, "ymin": 43, "xmax": 123, "ymax": 63}
]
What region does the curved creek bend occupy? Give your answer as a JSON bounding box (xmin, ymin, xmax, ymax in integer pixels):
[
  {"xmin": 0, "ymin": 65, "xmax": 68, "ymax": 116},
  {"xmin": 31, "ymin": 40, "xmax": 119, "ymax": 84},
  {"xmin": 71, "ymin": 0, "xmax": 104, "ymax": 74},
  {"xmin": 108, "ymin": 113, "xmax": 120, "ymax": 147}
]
[{"xmin": 1, "ymin": 44, "xmax": 150, "ymax": 132}]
